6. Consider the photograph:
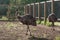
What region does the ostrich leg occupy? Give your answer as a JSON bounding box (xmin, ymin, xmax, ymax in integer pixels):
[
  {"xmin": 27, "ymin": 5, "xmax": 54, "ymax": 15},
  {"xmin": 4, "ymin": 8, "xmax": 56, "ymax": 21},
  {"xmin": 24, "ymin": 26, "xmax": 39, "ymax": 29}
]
[
  {"xmin": 52, "ymin": 21, "xmax": 54, "ymax": 26},
  {"xmin": 26, "ymin": 25, "xmax": 31, "ymax": 36},
  {"xmin": 51, "ymin": 22, "xmax": 55, "ymax": 31}
]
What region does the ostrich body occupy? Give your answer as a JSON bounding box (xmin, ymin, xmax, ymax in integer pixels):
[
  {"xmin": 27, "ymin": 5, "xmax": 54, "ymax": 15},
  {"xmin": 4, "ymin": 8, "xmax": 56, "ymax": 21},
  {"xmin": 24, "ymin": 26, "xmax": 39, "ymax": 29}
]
[
  {"xmin": 17, "ymin": 14, "xmax": 36, "ymax": 35},
  {"xmin": 48, "ymin": 13, "xmax": 57, "ymax": 26}
]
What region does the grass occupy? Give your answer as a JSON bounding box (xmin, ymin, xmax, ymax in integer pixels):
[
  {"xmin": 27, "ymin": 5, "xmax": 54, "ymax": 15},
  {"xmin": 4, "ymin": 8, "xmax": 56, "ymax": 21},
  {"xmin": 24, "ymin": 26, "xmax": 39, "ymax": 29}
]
[
  {"xmin": 0, "ymin": 16, "xmax": 15, "ymax": 20},
  {"xmin": 36, "ymin": 20, "xmax": 51, "ymax": 26},
  {"xmin": 0, "ymin": 16, "xmax": 60, "ymax": 26},
  {"xmin": 55, "ymin": 36, "xmax": 60, "ymax": 40},
  {"xmin": 0, "ymin": 16, "xmax": 8, "ymax": 20},
  {"xmin": 36, "ymin": 20, "xmax": 60, "ymax": 26}
]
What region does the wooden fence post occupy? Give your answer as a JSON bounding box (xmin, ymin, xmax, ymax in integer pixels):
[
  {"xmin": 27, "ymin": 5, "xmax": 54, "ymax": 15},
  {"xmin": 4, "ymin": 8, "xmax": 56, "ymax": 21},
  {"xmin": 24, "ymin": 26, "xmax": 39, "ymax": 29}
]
[
  {"xmin": 51, "ymin": 0, "xmax": 54, "ymax": 13},
  {"xmin": 26, "ymin": 5, "xmax": 29, "ymax": 15},
  {"xmin": 33, "ymin": 3, "xmax": 36, "ymax": 17},
  {"xmin": 29, "ymin": 4, "xmax": 31, "ymax": 15},
  {"xmin": 44, "ymin": 1, "xmax": 47, "ymax": 25},
  {"xmin": 25, "ymin": 5, "xmax": 27, "ymax": 15},
  {"xmin": 24, "ymin": 5, "xmax": 26, "ymax": 15},
  {"xmin": 29, "ymin": 4, "xmax": 33, "ymax": 16},
  {"xmin": 38, "ymin": 2, "xmax": 41, "ymax": 23}
]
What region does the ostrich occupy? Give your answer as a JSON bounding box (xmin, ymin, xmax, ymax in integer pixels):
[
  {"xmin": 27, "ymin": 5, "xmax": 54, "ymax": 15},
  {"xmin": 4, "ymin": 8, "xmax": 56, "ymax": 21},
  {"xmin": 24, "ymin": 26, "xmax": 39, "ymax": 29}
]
[
  {"xmin": 17, "ymin": 14, "xmax": 37, "ymax": 35},
  {"xmin": 48, "ymin": 13, "xmax": 57, "ymax": 31},
  {"xmin": 48, "ymin": 13, "xmax": 57, "ymax": 26}
]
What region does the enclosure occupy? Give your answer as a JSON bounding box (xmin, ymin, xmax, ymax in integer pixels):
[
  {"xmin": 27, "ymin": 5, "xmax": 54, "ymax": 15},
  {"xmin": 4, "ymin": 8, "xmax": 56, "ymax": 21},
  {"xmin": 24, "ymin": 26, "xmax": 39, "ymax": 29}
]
[
  {"xmin": 24, "ymin": 0, "xmax": 60, "ymax": 19},
  {"xmin": 0, "ymin": 0, "xmax": 60, "ymax": 40}
]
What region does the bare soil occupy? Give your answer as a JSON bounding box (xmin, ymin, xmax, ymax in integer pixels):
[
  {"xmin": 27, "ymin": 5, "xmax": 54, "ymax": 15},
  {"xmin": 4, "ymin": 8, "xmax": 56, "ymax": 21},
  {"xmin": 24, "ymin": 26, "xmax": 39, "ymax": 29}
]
[{"xmin": 0, "ymin": 21, "xmax": 60, "ymax": 40}]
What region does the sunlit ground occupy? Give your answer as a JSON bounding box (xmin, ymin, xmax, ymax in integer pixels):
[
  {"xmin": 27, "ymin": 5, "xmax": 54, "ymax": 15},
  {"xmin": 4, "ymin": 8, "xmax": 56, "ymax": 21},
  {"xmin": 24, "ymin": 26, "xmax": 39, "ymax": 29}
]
[
  {"xmin": 0, "ymin": 17, "xmax": 60, "ymax": 40},
  {"xmin": 0, "ymin": 21, "xmax": 59, "ymax": 40}
]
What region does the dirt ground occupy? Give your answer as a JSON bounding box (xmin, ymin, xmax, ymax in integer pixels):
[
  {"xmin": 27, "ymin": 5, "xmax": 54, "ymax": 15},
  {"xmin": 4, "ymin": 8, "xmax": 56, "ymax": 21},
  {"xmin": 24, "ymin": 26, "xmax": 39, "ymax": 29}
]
[{"xmin": 0, "ymin": 21, "xmax": 60, "ymax": 40}]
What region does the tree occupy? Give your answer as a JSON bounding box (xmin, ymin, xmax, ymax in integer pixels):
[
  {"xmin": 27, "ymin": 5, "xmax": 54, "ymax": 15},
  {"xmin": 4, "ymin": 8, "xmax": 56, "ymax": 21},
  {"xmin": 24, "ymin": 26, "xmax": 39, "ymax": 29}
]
[{"xmin": 0, "ymin": 0, "xmax": 49, "ymax": 19}]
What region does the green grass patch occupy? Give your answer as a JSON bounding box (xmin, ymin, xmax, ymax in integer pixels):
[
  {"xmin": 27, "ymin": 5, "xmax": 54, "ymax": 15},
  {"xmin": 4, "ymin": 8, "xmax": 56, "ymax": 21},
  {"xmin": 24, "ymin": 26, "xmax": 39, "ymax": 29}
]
[
  {"xmin": 55, "ymin": 36, "xmax": 60, "ymax": 40},
  {"xmin": 36, "ymin": 20, "xmax": 60, "ymax": 26},
  {"xmin": 0, "ymin": 16, "xmax": 8, "ymax": 20},
  {"xmin": 36, "ymin": 20, "xmax": 41, "ymax": 24}
]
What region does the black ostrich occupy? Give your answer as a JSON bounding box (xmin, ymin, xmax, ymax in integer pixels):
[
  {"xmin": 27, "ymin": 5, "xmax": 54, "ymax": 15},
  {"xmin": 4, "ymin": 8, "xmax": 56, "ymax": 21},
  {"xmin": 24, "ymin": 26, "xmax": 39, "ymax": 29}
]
[
  {"xmin": 48, "ymin": 13, "xmax": 57, "ymax": 31},
  {"xmin": 48, "ymin": 13, "xmax": 57, "ymax": 26},
  {"xmin": 17, "ymin": 14, "xmax": 37, "ymax": 35}
]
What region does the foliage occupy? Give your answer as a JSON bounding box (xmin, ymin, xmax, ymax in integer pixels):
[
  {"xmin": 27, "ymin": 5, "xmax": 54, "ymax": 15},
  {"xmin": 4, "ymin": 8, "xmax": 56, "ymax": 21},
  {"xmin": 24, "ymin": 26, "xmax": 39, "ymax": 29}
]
[
  {"xmin": 0, "ymin": 6, "xmax": 8, "ymax": 16},
  {"xmin": 0, "ymin": 0, "xmax": 10, "ymax": 4},
  {"xmin": 0, "ymin": 0, "xmax": 48, "ymax": 20}
]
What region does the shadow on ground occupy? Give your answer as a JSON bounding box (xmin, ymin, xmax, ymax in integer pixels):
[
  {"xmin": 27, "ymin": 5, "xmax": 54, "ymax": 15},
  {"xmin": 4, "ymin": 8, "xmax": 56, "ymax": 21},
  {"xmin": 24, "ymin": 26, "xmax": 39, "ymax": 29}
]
[{"xmin": 28, "ymin": 36, "xmax": 48, "ymax": 40}]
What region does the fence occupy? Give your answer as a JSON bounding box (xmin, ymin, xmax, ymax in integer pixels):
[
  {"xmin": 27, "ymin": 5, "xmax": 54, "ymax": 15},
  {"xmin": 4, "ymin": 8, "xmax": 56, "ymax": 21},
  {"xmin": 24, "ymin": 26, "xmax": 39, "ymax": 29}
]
[{"xmin": 24, "ymin": 0, "xmax": 60, "ymax": 24}]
